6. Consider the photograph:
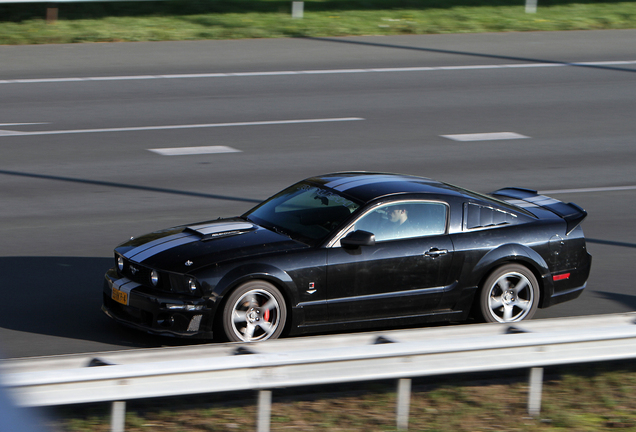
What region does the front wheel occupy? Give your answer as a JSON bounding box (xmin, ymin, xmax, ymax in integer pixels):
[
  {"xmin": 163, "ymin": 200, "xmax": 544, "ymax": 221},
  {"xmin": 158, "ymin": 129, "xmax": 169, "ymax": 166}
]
[
  {"xmin": 478, "ymin": 264, "xmax": 539, "ymax": 323},
  {"xmin": 222, "ymin": 281, "xmax": 287, "ymax": 342}
]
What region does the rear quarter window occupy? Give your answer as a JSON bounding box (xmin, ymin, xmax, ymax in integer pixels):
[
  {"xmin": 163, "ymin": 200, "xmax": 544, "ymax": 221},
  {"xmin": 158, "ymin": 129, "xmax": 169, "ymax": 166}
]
[{"xmin": 463, "ymin": 202, "xmax": 519, "ymax": 230}]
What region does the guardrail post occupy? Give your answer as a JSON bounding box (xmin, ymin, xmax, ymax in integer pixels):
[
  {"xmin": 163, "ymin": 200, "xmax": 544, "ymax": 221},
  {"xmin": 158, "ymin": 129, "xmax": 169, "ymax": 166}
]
[
  {"xmin": 110, "ymin": 401, "xmax": 126, "ymax": 432},
  {"xmin": 525, "ymin": 0, "xmax": 537, "ymax": 13},
  {"xmin": 292, "ymin": 1, "xmax": 304, "ymax": 19},
  {"xmin": 257, "ymin": 390, "xmax": 272, "ymax": 432},
  {"xmin": 46, "ymin": 4, "xmax": 58, "ymax": 23},
  {"xmin": 396, "ymin": 378, "xmax": 411, "ymax": 430},
  {"xmin": 528, "ymin": 367, "xmax": 543, "ymax": 416}
]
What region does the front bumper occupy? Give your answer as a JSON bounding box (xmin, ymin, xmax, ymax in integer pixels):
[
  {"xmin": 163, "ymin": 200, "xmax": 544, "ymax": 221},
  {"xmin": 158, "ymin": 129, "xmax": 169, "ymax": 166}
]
[{"xmin": 102, "ymin": 268, "xmax": 215, "ymax": 339}]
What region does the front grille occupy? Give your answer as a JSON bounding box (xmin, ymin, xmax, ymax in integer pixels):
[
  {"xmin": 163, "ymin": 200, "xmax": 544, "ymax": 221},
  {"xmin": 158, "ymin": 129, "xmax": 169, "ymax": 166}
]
[
  {"xmin": 123, "ymin": 263, "xmax": 151, "ymax": 286},
  {"xmin": 116, "ymin": 255, "xmax": 197, "ymax": 295}
]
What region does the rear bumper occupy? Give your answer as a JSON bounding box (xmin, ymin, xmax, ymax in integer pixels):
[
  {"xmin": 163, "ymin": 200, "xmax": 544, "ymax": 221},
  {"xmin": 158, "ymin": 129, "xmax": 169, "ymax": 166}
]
[
  {"xmin": 542, "ymin": 251, "xmax": 592, "ymax": 308},
  {"xmin": 102, "ymin": 268, "xmax": 215, "ymax": 339}
]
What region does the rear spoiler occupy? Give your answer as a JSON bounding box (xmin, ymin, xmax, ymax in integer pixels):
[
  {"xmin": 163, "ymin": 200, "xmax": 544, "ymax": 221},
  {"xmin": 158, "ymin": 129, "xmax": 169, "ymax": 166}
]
[{"xmin": 491, "ymin": 187, "xmax": 587, "ymax": 235}]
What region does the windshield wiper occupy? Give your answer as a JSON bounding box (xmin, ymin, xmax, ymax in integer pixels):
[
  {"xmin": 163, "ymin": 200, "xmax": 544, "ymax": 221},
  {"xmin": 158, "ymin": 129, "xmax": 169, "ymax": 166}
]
[
  {"xmin": 243, "ymin": 216, "xmax": 298, "ymax": 241},
  {"xmin": 267, "ymin": 224, "xmax": 293, "ymax": 238}
]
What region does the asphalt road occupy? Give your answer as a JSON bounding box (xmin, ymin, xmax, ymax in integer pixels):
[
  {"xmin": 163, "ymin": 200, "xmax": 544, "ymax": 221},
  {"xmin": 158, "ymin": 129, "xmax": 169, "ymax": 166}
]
[{"xmin": 1, "ymin": 30, "xmax": 635, "ymax": 359}]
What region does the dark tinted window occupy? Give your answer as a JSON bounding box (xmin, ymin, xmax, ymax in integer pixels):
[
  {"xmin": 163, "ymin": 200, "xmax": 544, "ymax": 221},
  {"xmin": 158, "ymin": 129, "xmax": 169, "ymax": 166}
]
[
  {"xmin": 464, "ymin": 203, "xmax": 517, "ymax": 230},
  {"xmin": 244, "ymin": 182, "xmax": 360, "ymax": 243},
  {"xmin": 354, "ymin": 201, "xmax": 447, "ymax": 242}
]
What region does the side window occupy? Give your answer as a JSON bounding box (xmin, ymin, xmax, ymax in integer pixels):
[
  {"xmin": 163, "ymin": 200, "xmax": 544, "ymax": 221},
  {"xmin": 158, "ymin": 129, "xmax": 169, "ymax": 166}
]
[
  {"xmin": 463, "ymin": 202, "xmax": 517, "ymax": 230},
  {"xmin": 354, "ymin": 202, "xmax": 447, "ymax": 242}
]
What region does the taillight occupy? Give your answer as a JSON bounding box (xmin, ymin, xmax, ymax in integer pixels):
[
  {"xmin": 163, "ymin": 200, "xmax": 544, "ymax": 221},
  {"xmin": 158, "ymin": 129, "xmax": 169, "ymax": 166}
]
[{"xmin": 553, "ymin": 273, "xmax": 570, "ymax": 281}]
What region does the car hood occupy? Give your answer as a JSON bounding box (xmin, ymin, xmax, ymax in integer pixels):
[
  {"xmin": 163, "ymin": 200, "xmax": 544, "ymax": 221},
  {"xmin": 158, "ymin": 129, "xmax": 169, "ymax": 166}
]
[{"xmin": 115, "ymin": 218, "xmax": 309, "ymax": 273}]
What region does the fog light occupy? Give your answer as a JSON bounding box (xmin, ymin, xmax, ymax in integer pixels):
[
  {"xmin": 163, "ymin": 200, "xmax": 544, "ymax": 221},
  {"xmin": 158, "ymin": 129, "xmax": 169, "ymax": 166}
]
[
  {"xmin": 166, "ymin": 304, "xmax": 204, "ymax": 311},
  {"xmin": 117, "ymin": 256, "xmax": 124, "ymax": 272},
  {"xmin": 188, "ymin": 278, "xmax": 198, "ymax": 293},
  {"xmin": 150, "ymin": 270, "xmax": 159, "ymax": 286},
  {"xmin": 157, "ymin": 313, "xmax": 174, "ymax": 328}
]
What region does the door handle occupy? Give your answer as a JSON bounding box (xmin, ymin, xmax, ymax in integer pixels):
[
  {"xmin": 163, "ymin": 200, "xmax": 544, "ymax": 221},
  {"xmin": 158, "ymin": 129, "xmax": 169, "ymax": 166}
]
[{"xmin": 425, "ymin": 248, "xmax": 448, "ymax": 257}]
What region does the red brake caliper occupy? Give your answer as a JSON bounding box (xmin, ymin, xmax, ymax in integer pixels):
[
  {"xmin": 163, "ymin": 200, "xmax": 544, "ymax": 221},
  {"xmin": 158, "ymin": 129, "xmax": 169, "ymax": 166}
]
[{"xmin": 263, "ymin": 308, "xmax": 270, "ymax": 322}]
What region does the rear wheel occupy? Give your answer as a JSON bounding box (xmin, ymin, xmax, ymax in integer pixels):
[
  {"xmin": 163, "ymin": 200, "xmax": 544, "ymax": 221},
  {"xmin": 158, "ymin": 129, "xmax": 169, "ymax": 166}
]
[
  {"xmin": 222, "ymin": 280, "xmax": 286, "ymax": 342},
  {"xmin": 479, "ymin": 264, "xmax": 539, "ymax": 323}
]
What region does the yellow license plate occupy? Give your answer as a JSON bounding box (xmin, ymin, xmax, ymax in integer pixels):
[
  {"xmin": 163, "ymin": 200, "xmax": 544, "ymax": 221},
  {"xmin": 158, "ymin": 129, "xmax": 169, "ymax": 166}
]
[{"xmin": 112, "ymin": 287, "xmax": 128, "ymax": 305}]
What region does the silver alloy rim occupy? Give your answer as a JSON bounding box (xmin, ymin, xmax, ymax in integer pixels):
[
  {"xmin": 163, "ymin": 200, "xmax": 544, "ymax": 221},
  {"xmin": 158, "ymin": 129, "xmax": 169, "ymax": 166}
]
[
  {"xmin": 487, "ymin": 272, "xmax": 534, "ymax": 323},
  {"xmin": 230, "ymin": 289, "xmax": 281, "ymax": 342}
]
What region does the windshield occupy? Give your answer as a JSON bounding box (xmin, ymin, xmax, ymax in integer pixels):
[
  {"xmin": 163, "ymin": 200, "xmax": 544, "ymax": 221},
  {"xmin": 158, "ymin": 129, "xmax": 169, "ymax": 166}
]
[{"xmin": 244, "ymin": 182, "xmax": 361, "ymax": 244}]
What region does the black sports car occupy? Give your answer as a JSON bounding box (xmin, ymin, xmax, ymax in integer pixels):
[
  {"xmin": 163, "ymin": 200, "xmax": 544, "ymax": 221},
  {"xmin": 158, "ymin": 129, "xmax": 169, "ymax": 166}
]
[{"xmin": 103, "ymin": 172, "xmax": 591, "ymax": 342}]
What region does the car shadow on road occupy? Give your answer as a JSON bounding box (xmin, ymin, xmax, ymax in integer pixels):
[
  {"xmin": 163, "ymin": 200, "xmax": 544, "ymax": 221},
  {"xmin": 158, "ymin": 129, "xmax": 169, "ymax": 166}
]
[
  {"xmin": 0, "ymin": 256, "xmax": 210, "ymax": 351},
  {"xmin": 594, "ymin": 291, "xmax": 636, "ymax": 311},
  {"xmin": 587, "ymin": 238, "xmax": 636, "ymax": 249},
  {"xmin": 307, "ymin": 37, "xmax": 636, "ymax": 75},
  {"xmin": 0, "ymin": 169, "xmax": 261, "ymax": 204}
]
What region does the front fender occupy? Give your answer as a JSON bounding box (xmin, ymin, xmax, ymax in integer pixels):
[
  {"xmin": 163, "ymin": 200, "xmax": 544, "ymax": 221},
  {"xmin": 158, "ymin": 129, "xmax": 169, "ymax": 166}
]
[
  {"xmin": 212, "ymin": 263, "xmax": 300, "ymax": 310},
  {"xmin": 472, "ymin": 243, "xmax": 554, "ymax": 308}
]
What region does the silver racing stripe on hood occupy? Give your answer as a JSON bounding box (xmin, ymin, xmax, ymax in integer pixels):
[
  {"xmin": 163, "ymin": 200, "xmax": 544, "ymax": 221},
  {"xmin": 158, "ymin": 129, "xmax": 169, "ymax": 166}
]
[
  {"xmin": 123, "ymin": 232, "xmax": 195, "ymax": 260},
  {"xmin": 187, "ymin": 221, "xmax": 255, "ymax": 236},
  {"xmin": 112, "ymin": 278, "xmax": 140, "ymax": 306},
  {"xmin": 124, "ymin": 222, "xmax": 256, "ymax": 262},
  {"xmin": 126, "ymin": 233, "xmax": 200, "ymax": 262}
]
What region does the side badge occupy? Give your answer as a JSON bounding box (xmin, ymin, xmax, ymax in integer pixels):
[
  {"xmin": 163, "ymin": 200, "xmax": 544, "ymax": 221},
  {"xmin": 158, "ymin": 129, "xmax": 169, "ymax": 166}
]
[
  {"xmin": 185, "ymin": 260, "xmax": 193, "ymax": 267},
  {"xmin": 306, "ymin": 282, "xmax": 316, "ymax": 295}
]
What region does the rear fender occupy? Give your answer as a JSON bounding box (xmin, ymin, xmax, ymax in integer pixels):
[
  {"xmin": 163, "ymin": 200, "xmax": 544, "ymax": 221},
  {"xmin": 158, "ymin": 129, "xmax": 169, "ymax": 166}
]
[{"xmin": 473, "ymin": 243, "xmax": 554, "ymax": 308}]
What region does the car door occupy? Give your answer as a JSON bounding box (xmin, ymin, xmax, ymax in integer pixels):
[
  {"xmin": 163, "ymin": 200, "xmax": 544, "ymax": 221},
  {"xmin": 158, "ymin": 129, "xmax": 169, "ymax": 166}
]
[{"xmin": 325, "ymin": 200, "xmax": 455, "ymax": 323}]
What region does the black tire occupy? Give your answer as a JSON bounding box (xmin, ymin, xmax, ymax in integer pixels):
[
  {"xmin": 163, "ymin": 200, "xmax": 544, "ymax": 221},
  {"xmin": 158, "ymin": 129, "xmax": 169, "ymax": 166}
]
[
  {"xmin": 478, "ymin": 264, "xmax": 539, "ymax": 323},
  {"xmin": 222, "ymin": 280, "xmax": 287, "ymax": 342}
]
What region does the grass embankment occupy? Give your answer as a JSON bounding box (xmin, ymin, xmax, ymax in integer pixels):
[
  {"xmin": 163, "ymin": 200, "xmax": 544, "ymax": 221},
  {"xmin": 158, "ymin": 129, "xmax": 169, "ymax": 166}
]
[
  {"xmin": 0, "ymin": 0, "xmax": 635, "ymax": 45},
  {"xmin": 49, "ymin": 362, "xmax": 636, "ymax": 431}
]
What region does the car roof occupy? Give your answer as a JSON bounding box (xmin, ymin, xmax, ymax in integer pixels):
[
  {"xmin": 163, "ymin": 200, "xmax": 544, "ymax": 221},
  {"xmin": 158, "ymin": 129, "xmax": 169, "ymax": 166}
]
[{"xmin": 306, "ymin": 172, "xmax": 465, "ymax": 204}]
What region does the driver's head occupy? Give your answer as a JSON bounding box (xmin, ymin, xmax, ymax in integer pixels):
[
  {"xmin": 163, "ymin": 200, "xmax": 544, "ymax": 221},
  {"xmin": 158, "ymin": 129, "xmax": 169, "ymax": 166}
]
[{"xmin": 388, "ymin": 206, "xmax": 408, "ymax": 224}]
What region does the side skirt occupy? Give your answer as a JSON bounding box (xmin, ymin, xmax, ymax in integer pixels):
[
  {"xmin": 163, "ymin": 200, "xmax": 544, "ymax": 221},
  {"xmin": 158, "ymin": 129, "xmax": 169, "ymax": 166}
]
[{"xmin": 291, "ymin": 309, "xmax": 467, "ymax": 335}]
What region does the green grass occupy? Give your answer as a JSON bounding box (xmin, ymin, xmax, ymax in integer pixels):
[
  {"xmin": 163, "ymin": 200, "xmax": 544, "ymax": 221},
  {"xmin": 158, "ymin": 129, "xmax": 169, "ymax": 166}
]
[
  {"xmin": 0, "ymin": 0, "xmax": 635, "ymax": 44},
  {"xmin": 46, "ymin": 362, "xmax": 636, "ymax": 431}
]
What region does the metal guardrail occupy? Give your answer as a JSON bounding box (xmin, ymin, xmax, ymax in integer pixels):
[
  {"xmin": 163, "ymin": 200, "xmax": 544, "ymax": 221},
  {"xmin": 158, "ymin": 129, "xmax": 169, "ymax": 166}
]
[
  {"xmin": 0, "ymin": 1, "xmax": 305, "ymax": 24},
  {"xmin": 0, "ymin": 0, "xmax": 537, "ymax": 13},
  {"xmin": 0, "ymin": 0, "xmax": 537, "ymax": 26},
  {"xmin": 2, "ymin": 313, "xmax": 636, "ymax": 431}
]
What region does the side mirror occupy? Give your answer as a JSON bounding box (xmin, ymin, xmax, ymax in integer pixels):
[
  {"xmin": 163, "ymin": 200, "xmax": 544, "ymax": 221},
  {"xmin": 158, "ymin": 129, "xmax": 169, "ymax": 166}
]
[{"xmin": 341, "ymin": 230, "xmax": 375, "ymax": 248}]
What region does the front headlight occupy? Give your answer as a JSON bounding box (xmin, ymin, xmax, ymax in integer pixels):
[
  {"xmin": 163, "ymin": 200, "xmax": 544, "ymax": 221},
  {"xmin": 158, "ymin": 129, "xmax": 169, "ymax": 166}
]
[
  {"xmin": 150, "ymin": 270, "xmax": 159, "ymax": 286},
  {"xmin": 117, "ymin": 256, "xmax": 125, "ymax": 272},
  {"xmin": 166, "ymin": 274, "xmax": 202, "ymax": 294}
]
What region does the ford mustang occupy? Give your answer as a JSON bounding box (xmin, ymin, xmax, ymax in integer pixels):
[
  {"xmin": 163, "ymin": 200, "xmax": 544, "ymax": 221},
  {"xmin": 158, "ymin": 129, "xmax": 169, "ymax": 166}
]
[{"xmin": 103, "ymin": 172, "xmax": 591, "ymax": 342}]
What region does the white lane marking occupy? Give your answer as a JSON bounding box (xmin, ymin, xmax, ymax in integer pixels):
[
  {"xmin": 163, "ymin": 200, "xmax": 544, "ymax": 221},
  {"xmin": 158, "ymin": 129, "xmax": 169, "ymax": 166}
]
[
  {"xmin": 0, "ymin": 122, "xmax": 50, "ymax": 135},
  {"xmin": 149, "ymin": 145, "xmax": 241, "ymax": 156},
  {"xmin": 539, "ymin": 185, "xmax": 636, "ymax": 195},
  {"xmin": 1, "ymin": 60, "xmax": 635, "ymax": 85},
  {"xmin": 0, "ymin": 117, "xmax": 364, "ymax": 137},
  {"xmin": 0, "ymin": 122, "xmax": 49, "ymax": 126},
  {"xmin": 441, "ymin": 132, "xmax": 530, "ymax": 141}
]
